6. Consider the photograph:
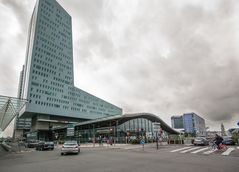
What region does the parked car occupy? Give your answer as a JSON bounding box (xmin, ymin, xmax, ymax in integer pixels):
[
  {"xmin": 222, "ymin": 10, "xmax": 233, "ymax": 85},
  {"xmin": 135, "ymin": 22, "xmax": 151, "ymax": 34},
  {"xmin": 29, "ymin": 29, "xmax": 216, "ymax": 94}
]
[
  {"xmin": 26, "ymin": 140, "xmax": 39, "ymax": 148},
  {"xmin": 194, "ymin": 137, "xmax": 209, "ymax": 146},
  {"xmin": 61, "ymin": 140, "xmax": 80, "ymax": 155},
  {"xmin": 222, "ymin": 137, "xmax": 235, "ymax": 145},
  {"xmin": 36, "ymin": 141, "xmax": 54, "ymax": 151}
]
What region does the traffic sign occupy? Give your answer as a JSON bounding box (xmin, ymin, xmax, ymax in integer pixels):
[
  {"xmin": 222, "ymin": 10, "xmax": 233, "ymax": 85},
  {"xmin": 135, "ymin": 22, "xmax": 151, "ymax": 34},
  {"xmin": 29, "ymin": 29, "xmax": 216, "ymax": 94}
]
[
  {"xmin": 67, "ymin": 127, "xmax": 74, "ymax": 136},
  {"xmin": 140, "ymin": 139, "xmax": 145, "ymax": 145},
  {"xmin": 153, "ymin": 122, "xmax": 161, "ymax": 132}
]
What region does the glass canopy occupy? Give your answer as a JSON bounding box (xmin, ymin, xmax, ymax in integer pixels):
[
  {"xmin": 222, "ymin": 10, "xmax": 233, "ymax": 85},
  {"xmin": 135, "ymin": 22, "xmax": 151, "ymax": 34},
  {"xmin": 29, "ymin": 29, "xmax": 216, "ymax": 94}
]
[{"xmin": 0, "ymin": 95, "xmax": 27, "ymax": 131}]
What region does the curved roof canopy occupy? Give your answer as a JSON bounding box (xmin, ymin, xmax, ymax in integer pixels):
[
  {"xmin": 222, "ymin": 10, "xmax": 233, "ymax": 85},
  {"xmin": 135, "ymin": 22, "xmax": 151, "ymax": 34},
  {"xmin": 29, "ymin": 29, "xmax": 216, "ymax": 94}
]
[
  {"xmin": 0, "ymin": 95, "xmax": 28, "ymax": 131},
  {"xmin": 75, "ymin": 113, "xmax": 179, "ymax": 134}
]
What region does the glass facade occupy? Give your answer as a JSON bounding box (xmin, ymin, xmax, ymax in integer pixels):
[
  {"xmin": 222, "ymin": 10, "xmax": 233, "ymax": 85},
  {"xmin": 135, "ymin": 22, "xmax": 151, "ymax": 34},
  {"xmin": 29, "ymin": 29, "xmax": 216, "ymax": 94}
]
[
  {"xmin": 19, "ymin": 0, "xmax": 122, "ymax": 121},
  {"xmin": 171, "ymin": 116, "xmax": 183, "ymax": 129},
  {"xmin": 183, "ymin": 113, "xmax": 206, "ymax": 136},
  {"xmin": 75, "ymin": 118, "xmax": 155, "ymax": 143}
]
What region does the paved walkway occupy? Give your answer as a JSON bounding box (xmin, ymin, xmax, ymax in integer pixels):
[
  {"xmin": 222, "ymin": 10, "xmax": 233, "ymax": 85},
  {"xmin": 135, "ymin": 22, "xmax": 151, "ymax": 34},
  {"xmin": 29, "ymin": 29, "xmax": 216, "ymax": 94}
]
[{"xmin": 55, "ymin": 142, "xmax": 170, "ymax": 150}]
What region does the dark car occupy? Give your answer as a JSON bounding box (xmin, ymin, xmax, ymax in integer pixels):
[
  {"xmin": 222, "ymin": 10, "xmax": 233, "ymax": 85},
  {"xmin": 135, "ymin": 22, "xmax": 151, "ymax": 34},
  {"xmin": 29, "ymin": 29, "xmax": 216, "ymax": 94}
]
[
  {"xmin": 222, "ymin": 137, "xmax": 235, "ymax": 145},
  {"xmin": 194, "ymin": 137, "xmax": 209, "ymax": 146},
  {"xmin": 36, "ymin": 141, "xmax": 54, "ymax": 151},
  {"xmin": 26, "ymin": 140, "xmax": 39, "ymax": 148}
]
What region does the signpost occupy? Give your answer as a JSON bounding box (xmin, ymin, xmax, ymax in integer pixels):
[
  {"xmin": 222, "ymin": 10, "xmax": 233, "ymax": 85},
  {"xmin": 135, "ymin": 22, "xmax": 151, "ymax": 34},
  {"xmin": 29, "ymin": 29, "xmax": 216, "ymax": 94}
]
[
  {"xmin": 66, "ymin": 124, "xmax": 75, "ymax": 139},
  {"xmin": 153, "ymin": 122, "xmax": 161, "ymax": 150},
  {"xmin": 140, "ymin": 139, "xmax": 145, "ymax": 151}
]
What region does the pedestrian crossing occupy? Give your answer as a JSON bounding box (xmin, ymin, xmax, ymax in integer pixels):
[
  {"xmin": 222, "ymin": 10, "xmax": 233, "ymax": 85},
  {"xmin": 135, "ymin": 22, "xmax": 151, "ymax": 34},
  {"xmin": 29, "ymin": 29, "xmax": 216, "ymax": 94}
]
[{"xmin": 170, "ymin": 146, "xmax": 236, "ymax": 156}]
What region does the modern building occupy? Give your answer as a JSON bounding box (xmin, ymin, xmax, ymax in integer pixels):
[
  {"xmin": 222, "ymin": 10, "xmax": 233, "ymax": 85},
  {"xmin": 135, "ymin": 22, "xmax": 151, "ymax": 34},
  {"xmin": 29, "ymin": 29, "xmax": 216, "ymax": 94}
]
[
  {"xmin": 183, "ymin": 113, "xmax": 206, "ymax": 136},
  {"xmin": 15, "ymin": 66, "xmax": 31, "ymax": 138},
  {"xmin": 18, "ymin": 0, "xmax": 122, "ymax": 140},
  {"xmin": 171, "ymin": 112, "xmax": 206, "ymax": 136},
  {"xmin": 51, "ymin": 113, "xmax": 179, "ymax": 143},
  {"xmin": 171, "ymin": 116, "xmax": 183, "ymax": 129}
]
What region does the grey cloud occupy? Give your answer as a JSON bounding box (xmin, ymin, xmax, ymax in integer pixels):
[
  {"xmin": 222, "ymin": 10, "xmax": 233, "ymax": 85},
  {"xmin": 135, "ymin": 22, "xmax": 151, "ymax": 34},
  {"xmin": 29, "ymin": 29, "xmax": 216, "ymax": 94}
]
[
  {"xmin": 1, "ymin": 0, "xmax": 238, "ymax": 131},
  {"xmin": 1, "ymin": 0, "xmax": 30, "ymax": 32},
  {"xmin": 107, "ymin": 0, "xmax": 239, "ymax": 125}
]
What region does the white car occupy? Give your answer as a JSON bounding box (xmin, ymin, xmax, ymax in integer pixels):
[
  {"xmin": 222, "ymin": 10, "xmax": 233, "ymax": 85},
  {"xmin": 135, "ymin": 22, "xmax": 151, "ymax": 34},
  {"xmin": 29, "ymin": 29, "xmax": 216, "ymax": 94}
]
[{"xmin": 61, "ymin": 141, "xmax": 80, "ymax": 155}]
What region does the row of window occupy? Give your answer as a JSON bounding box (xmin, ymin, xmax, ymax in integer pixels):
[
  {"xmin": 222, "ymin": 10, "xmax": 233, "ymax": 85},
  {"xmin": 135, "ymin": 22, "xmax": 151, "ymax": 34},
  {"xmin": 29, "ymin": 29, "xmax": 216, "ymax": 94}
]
[
  {"xmin": 31, "ymin": 82, "xmax": 64, "ymax": 95},
  {"xmin": 51, "ymin": 81, "xmax": 64, "ymax": 88},
  {"xmin": 41, "ymin": 1, "xmax": 54, "ymax": 14},
  {"xmin": 33, "ymin": 66, "xmax": 56, "ymax": 75},
  {"xmin": 53, "ymin": 76, "xmax": 71, "ymax": 85},
  {"xmin": 34, "ymin": 47, "xmax": 62, "ymax": 65},
  {"xmin": 30, "ymin": 93, "xmax": 41, "ymax": 99},
  {"xmin": 38, "ymin": 35, "xmax": 63, "ymax": 52},
  {"xmin": 33, "ymin": 100, "xmax": 60, "ymax": 108},
  {"xmin": 46, "ymin": 97, "xmax": 69, "ymax": 104},
  {"xmin": 32, "ymin": 70, "xmax": 48, "ymax": 78}
]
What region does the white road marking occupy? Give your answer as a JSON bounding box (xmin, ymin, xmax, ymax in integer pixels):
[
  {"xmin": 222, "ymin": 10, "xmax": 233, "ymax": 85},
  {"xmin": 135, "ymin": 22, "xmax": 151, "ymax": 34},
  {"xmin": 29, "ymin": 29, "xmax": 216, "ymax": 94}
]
[
  {"xmin": 221, "ymin": 148, "xmax": 235, "ymax": 156},
  {"xmin": 170, "ymin": 147, "xmax": 191, "ymax": 152},
  {"xmin": 191, "ymin": 147, "xmax": 209, "ymax": 154},
  {"xmin": 180, "ymin": 147, "xmax": 201, "ymax": 153},
  {"xmin": 203, "ymin": 149, "xmax": 217, "ymax": 154}
]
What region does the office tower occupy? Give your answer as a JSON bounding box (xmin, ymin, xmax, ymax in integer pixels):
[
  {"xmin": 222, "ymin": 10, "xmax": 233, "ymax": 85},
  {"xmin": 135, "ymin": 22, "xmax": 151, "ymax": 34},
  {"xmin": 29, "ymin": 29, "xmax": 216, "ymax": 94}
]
[
  {"xmin": 19, "ymin": 0, "xmax": 122, "ymax": 139},
  {"xmin": 183, "ymin": 112, "xmax": 206, "ymax": 136}
]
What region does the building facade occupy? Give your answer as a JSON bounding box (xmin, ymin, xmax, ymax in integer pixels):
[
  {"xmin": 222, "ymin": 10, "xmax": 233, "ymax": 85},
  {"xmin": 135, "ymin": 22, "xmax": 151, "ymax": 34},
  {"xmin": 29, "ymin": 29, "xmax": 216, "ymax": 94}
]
[
  {"xmin": 53, "ymin": 113, "xmax": 179, "ymax": 144},
  {"xmin": 171, "ymin": 116, "xmax": 183, "ymax": 129},
  {"xmin": 183, "ymin": 113, "xmax": 206, "ymax": 136},
  {"xmin": 171, "ymin": 112, "xmax": 206, "ymax": 136},
  {"xmin": 15, "ymin": 65, "xmax": 31, "ymax": 138},
  {"xmin": 18, "ymin": 0, "xmax": 122, "ymax": 140}
]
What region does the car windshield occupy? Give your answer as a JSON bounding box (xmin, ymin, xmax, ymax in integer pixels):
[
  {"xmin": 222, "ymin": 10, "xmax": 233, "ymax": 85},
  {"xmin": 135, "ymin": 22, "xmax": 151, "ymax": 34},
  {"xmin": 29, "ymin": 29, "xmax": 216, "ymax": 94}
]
[
  {"xmin": 64, "ymin": 141, "xmax": 78, "ymax": 145},
  {"xmin": 195, "ymin": 137, "xmax": 204, "ymax": 140}
]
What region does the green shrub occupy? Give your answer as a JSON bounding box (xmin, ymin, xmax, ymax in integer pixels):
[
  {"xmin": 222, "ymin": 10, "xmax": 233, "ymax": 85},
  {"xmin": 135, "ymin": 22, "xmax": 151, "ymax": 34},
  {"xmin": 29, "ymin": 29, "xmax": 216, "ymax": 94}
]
[
  {"xmin": 131, "ymin": 138, "xmax": 140, "ymax": 144},
  {"xmin": 232, "ymin": 132, "xmax": 239, "ymax": 144}
]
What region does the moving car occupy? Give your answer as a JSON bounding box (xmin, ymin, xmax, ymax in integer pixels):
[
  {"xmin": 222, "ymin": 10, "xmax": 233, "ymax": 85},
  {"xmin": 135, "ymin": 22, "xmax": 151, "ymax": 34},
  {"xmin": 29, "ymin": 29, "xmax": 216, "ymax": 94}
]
[
  {"xmin": 194, "ymin": 137, "xmax": 209, "ymax": 146},
  {"xmin": 36, "ymin": 141, "xmax": 54, "ymax": 151},
  {"xmin": 61, "ymin": 140, "xmax": 80, "ymax": 155},
  {"xmin": 222, "ymin": 137, "xmax": 235, "ymax": 145}
]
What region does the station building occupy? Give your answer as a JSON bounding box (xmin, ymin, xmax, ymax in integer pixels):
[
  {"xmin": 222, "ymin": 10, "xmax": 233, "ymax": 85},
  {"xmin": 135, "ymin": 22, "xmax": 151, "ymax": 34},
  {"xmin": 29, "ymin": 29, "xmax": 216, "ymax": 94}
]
[{"xmin": 51, "ymin": 113, "xmax": 179, "ymax": 144}]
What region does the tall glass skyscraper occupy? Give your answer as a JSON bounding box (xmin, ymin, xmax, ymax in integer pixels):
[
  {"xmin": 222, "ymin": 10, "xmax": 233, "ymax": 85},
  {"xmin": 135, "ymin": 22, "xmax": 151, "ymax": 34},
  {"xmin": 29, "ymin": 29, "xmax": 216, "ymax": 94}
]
[{"xmin": 18, "ymin": 0, "xmax": 122, "ymax": 138}]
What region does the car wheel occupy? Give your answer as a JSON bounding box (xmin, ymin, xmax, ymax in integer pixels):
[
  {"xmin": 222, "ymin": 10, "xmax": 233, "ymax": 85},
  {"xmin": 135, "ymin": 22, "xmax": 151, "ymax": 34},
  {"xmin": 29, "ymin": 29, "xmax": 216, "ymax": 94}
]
[{"xmin": 61, "ymin": 153, "xmax": 64, "ymax": 155}]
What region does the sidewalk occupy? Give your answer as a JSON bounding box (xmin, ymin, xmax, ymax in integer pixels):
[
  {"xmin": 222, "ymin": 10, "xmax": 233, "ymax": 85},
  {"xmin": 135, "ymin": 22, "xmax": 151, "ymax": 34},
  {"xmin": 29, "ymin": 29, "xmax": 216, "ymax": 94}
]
[{"xmin": 55, "ymin": 142, "xmax": 170, "ymax": 150}]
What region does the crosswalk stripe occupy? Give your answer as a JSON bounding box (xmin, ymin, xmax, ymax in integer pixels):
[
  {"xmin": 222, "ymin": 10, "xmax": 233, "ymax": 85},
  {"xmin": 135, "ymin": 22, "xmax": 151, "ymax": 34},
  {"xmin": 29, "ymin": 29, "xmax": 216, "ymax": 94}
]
[
  {"xmin": 180, "ymin": 147, "xmax": 201, "ymax": 153},
  {"xmin": 203, "ymin": 149, "xmax": 217, "ymax": 154},
  {"xmin": 170, "ymin": 147, "xmax": 191, "ymax": 152},
  {"xmin": 191, "ymin": 147, "xmax": 209, "ymax": 154},
  {"xmin": 221, "ymin": 148, "xmax": 235, "ymax": 156}
]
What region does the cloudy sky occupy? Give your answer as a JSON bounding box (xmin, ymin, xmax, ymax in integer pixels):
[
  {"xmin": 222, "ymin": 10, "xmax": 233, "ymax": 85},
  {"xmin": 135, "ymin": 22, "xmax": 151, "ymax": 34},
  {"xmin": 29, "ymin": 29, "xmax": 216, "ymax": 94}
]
[{"xmin": 0, "ymin": 0, "xmax": 239, "ymax": 135}]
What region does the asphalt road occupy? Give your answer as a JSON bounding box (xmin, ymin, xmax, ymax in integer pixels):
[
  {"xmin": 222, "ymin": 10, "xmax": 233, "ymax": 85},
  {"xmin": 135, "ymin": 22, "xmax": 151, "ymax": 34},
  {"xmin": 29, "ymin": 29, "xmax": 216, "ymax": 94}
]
[{"xmin": 0, "ymin": 145, "xmax": 238, "ymax": 172}]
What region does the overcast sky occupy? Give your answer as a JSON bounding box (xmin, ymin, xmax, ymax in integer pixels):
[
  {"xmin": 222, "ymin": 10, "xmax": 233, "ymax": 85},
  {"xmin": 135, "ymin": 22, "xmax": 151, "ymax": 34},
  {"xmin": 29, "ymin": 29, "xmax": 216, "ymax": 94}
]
[{"xmin": 0, "ymin": 0, "xmax": 239, "ymax": 136}]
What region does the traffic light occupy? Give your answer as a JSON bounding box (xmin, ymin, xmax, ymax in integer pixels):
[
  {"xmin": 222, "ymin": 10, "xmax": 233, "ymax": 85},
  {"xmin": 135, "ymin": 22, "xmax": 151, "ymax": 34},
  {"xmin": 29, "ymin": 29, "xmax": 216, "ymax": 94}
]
[{"xmin": 109, "ymin": 128, "xmax": 113, "ymax": 132}]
